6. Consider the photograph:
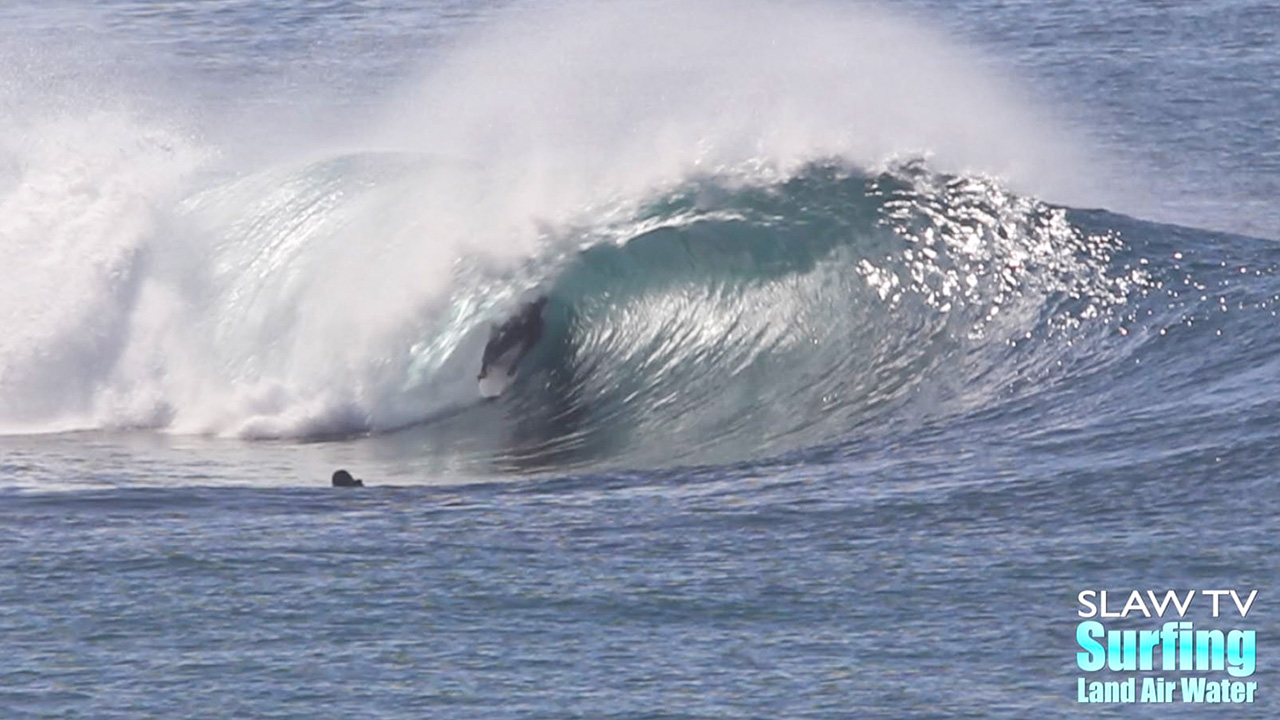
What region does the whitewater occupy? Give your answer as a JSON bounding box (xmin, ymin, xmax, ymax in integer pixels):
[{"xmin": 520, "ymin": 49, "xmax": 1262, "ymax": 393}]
[{"xmin": 2, "ymin": 1, "xmax": 1278, "ymax": 718}]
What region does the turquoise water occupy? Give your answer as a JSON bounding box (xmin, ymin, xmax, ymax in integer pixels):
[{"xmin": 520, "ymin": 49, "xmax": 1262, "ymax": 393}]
[{"xmin": 2, "ymin": 1, "xmax": 1278, "ymax": 717}]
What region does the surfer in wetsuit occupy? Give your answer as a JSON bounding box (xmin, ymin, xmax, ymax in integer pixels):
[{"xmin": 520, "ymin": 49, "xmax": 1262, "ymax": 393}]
[
  {"xmin": 478, "ymin": 296, "xmax": 548, "ymax": 380},
  {"xmin": 331, "ymin": 469, "xmax": 364, "ymax": 487}
]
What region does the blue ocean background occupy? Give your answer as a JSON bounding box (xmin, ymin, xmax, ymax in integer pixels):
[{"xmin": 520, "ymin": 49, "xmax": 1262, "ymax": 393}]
[{"xmin": 1, "ymin": 0, "xmax": 1278, "ymax": 717}]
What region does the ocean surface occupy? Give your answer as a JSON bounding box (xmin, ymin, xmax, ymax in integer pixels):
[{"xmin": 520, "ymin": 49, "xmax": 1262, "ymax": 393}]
[{"xmin": 2, "ymin": 0, "xmax": 1278, "ymax": 717}]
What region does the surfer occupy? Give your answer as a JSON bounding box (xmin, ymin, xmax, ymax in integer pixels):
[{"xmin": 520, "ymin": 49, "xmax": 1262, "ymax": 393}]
[
  {"xmin": 478, "ymin": 296, "xmax": 548, "ymax": 381},
  {"xmin": 331, "ymin": 469, "xmax": 364, "ymax": 487}
]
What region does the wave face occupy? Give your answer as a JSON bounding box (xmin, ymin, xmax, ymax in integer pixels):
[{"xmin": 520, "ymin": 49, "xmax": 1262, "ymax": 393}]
[{"xmin": 490, "ymin": 161, "xmax": 1137, "ymax": 468}]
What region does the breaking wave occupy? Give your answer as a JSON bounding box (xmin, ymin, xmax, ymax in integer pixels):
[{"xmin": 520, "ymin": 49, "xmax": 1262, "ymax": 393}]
[{"xmin": 14, "ymin": 0, "xmax": 1275, "ymax": 472}]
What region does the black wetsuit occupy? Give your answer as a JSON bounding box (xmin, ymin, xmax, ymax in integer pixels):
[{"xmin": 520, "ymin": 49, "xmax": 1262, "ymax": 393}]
[
  {"xmin": 332, "ymin": 470, "xmax": 364, "ymax": 487},
  {"xmin": 479, "ymin": 297, "xmax": 547, "ymax": 379}
]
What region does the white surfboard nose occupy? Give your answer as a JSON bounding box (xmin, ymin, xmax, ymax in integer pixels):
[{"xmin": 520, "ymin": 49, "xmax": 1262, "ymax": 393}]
[
  {"xmin": 478, "ymin": 344, "xmax": 525, "ymax": 397},
  {"xmin": 478, "ymin": 371, "xmax": 514, "ymax": 398}
]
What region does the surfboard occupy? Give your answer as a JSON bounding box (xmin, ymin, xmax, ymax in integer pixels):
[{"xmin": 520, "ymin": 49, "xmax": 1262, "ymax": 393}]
[
  {"xmin": 478, "ymin": 372, "xmax": 513, "ymax": 399},
  {"xmin": 477, "ymin": 345, "xmax": 524, "ymax": 398}
]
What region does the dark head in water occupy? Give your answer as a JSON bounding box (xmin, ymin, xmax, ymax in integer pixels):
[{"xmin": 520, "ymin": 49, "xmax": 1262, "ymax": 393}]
[
  {"xmin": 331, "ymin": 469, "xmax": 364, "ymax": 487},
  {"xmin": 478, "ymin": 296, "xmax": 548, "ymax": 380}
]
